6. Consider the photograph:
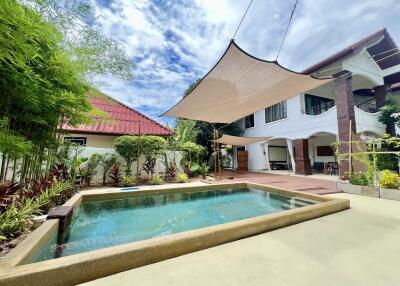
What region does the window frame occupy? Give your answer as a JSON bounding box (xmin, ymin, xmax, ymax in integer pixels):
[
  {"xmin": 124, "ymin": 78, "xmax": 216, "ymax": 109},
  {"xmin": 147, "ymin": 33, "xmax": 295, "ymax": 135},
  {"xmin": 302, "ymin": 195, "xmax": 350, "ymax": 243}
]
[
  {"xmin": 265, "ymin": 101, "xmax": 287, "ymax": 123},
  {"xmin": 244, "ymin": 114, "xmax": 255, "ymax": 129},
  {"xmin": 304, "ymin": 94, "xmax": 335, "ymax": 115},
  {"xmin": 64, "ymin": 136, "xmax": 87, "ymax": 146}
]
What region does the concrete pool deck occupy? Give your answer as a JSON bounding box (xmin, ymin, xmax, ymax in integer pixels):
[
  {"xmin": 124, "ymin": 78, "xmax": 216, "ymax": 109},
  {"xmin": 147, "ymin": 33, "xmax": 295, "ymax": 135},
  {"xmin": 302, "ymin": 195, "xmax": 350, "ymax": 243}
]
[
  {"xmin": 0, "ymin": 182, "xmax": 347, "ymax": 286},
  {"xmin": 80, "ymin": 193, "xmax": 400, "ymax": 286}
]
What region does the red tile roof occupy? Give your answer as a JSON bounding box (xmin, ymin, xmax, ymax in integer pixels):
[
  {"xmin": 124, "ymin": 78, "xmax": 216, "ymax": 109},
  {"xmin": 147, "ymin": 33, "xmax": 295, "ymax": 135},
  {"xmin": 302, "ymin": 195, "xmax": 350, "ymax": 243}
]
[{"xmin": 63, "ymin": 93, "xmax": 174, "ymax": 136}]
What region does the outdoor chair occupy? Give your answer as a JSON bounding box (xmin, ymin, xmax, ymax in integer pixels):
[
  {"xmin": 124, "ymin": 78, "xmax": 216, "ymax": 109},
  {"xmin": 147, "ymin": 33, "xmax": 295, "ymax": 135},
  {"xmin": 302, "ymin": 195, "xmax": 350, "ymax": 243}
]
[
  {"xmin": 313, "ymin": 162, "xmax": 324, "ymax": 173},
  {"xmin": 328, "ymin": 162, "xmax": 339, "ymax": 175}
]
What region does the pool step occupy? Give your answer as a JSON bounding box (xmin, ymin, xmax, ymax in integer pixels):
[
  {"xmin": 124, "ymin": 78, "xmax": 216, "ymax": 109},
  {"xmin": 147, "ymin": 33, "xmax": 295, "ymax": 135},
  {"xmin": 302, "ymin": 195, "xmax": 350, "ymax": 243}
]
[
  {"xmin": 281, "ymin": 197, "xmax": 317, "ymax": 210},
  {"xmin": 292, "ymin": 197, "xmax": 319, "ymax": 205}
]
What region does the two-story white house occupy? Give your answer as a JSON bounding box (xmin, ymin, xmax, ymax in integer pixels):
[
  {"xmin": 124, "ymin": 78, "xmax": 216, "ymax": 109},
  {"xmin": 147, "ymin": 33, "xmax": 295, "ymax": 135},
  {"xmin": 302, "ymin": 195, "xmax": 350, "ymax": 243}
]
[{"xmin": 233, "ymin": 29, "xmax": 400, "ymax": 176}]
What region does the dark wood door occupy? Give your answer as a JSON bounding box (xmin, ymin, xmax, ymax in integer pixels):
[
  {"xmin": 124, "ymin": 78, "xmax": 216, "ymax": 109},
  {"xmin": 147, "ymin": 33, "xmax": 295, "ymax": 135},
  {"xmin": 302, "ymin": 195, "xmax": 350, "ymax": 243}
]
[{"xmin": 237, "ymin": 150, "xmax": 248, "ymax": 172}]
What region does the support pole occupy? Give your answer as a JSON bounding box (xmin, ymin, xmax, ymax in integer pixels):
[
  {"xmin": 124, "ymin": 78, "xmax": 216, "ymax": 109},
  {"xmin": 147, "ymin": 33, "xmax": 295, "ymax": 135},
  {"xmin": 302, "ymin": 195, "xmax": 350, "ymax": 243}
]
[
  {"xmin": 213, "ymin": 129, "xmax": 217, "ymax": 179},
  {"xmin": 348, "ymin": 120, "xmax": 352, "ymax": 175},
  {"xmin": 136, "ymin": 122, "xmax": 141, "ymax": 184},
  {"xmin": 216, "ymin": 130, "xmax": 222, "ymax": 180}
]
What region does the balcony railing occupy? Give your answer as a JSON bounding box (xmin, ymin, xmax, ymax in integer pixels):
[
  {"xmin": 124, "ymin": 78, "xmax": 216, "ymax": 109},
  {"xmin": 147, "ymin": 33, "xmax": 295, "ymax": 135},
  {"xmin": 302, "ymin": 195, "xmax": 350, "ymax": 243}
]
[
  {"xmin": 305, "ymin": 101, "xmax": 335, "ymax": 115},
  {"xmin": 357, "ymin": 101, "xmax": 379, "ymax": 113}
]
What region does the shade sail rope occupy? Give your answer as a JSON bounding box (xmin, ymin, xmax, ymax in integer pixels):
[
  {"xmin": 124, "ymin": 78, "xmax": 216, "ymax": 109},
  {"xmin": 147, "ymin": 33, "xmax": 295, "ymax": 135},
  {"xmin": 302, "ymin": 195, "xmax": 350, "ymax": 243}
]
[
  {"xmin": 232, "ymin": 0, "xmax": 254, "ymax": 39},
  {"xmin": 276, "ymin": 0, "xmax": 300, "ymax": 61},
  {"xmin": 312, "ymin": 48, "xmax": 400, "ymax": 76}
]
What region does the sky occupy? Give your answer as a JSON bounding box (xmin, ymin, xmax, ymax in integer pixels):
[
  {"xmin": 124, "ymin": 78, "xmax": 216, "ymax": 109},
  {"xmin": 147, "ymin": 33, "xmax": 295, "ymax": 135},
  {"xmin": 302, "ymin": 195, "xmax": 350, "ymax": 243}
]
[{"xmin": 92, "ymin": 0, "xmax": 400, "ymax": 125}]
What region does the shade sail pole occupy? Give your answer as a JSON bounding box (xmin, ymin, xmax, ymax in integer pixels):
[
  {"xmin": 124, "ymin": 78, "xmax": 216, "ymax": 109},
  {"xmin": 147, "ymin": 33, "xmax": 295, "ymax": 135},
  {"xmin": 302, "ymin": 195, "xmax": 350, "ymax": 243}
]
[
  {"xmin": 348, "ymin": 120, "xmax": 352, "ymax": 175},
  {"xmin": 136, "ymin": 122, "xmax": 141, "ymax": 184},
  {"xmin": 217, "ymin": 129, "xmax": 222, "ymax": 180},
  {"xmin": 213, "ymin": 129, "xmax": 217, "ymax": 179}
]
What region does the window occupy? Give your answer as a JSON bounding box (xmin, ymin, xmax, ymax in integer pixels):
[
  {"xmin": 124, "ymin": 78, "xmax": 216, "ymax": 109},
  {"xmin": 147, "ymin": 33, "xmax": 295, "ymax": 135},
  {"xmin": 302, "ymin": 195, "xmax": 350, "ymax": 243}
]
[
  {"xmin": 265, "ymin": 101, "xmax": 287, "ymax": 123},
  {"xmin": 64, "ymin": 136, "xmax": 87, "ymax": 146},
  {"xmin": 244, "ymin": 114, "xmax": 254, "ymax": 129},
  {"xmin": 316, "ymin": 146, "xmax": 334, "ymax": 156},
  {"xmin": 305, "ymin": 94, "xmax": 334, "ymax": 115}
]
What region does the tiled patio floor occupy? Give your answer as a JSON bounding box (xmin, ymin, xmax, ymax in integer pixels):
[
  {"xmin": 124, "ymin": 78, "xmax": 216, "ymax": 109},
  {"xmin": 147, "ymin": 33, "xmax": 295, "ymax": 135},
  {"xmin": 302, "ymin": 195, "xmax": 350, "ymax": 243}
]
[{"xmin": 208, "ymin": 171, "xmax": 338, "ymax": 195}]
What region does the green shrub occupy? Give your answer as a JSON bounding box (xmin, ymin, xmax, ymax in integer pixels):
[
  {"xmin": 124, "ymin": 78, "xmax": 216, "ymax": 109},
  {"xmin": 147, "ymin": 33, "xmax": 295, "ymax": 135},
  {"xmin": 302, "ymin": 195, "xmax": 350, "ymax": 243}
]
[
  {"xmin": 150, "ymin": 174, "xmax": 164, "ymax": 185},
  {"xmin": 99, "ymin": 153, "xmax": 118, "ymax": 185},
  {"xmin": 79, "ymin": 153, "xmax": 102, "ymax": 186},
  {"xmin": 109, "ymin": 163, "xmax": 122, "ymax": 185},
  {"xmin": 0, "ymin": 181, "xmax": 76, "ymax": 241},
  {"xmin": 190, "ymin": 162, "xmax": 210, "ymax": 179},
  {"xmin": 380, "ymin": 170, "xmax": 400, "ymax": 189},
  {"xmin": 45, "ymin": 181, "xmax": 76, "ymax": 210},
  {"xmin": 175, "ymin": 172, "xmax": 189, "ymax": 183},
  {"xmin": 349, "ymin": 173, "xmax": 369, "ymax": 186},
  {"xmin": 0, "ymin": 200, "xmax": 37, "ymax": 241},
  {"xmin": 122, "ymin": 175, "xmax": 135, "ymax": 187}
]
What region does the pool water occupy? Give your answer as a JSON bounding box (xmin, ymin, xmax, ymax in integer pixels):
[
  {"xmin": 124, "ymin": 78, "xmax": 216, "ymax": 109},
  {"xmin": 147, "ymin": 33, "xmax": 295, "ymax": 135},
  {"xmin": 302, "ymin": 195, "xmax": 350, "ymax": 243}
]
[{"xmin": 31, "ymin": 187, "xmax": 312, "ymax": 262}]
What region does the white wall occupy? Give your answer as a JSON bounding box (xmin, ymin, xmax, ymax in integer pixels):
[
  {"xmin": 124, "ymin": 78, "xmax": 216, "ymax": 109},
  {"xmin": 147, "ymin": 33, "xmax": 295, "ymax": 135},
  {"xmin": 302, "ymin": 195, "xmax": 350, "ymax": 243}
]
[
  {"xmin": 243, "ymin": 95, "xmax": 339, "ymax": 141},
  {"xmin": 0, "ymin": 147, "xmax": 183, "ymax": 184},
  {"xmin": 355, "ymin": 107, "xmax": 386, "ymax": 136},
  {"xmin": 65, "ymin": 134, "xmax": 119, "ymax": 148},
  {"xmin": 343, "ymin": 49, "xmax": 384, "ymax": 89}
]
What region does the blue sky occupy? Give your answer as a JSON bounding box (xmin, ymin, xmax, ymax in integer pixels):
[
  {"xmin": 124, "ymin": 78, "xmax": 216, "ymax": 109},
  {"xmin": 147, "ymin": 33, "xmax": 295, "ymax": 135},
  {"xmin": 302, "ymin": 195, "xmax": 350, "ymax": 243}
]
[{"xmin": 92, "ymin": 0, "xmax": 400, "ymax": 125}]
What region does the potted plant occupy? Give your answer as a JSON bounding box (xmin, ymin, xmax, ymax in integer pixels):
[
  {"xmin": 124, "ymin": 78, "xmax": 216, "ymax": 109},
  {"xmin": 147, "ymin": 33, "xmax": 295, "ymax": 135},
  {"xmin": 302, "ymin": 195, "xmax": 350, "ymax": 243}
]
[{"xmin": 379, "ymin": 170, "xmax": 400, "ymax": 200}]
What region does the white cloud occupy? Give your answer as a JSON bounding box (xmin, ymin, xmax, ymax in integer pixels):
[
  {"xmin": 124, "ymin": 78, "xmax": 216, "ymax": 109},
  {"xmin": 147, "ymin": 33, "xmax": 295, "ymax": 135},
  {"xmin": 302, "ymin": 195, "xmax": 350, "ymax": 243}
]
[{"xmin": 90, "ymin": 0, "xmax": 400, "ymax": 125}]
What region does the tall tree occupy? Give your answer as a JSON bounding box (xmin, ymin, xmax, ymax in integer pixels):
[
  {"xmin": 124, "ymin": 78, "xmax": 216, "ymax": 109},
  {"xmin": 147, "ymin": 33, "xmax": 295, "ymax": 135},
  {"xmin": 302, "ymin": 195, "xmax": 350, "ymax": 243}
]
[
  {"xmin": 379, "ymin": 95, "xmax": 400, "ymax": 136},
  {"xmin": 0, "ymin": 0, "xmax": 91, "ymax": 181},
  {"xmin": 29, "ymin": 0, "xmax": 134, "ymax": 82},
  {"xmin": 173, "ymin": 119, "xmax": 199, "ymax": 144},
  {"xmin": 184, "ymin": 78, "xmax": 201, "ymax": 97}
]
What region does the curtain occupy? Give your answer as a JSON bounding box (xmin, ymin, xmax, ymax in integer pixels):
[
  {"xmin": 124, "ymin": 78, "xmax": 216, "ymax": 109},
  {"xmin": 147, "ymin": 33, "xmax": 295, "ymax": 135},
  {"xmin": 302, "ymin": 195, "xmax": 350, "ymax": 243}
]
[
  {"xmin": 286, "ymin": 139, "xmax": 296, "ymax": 173},
  {"xmin": 264, "ymin": 142, "xmax": 271, "ymax": 170}
]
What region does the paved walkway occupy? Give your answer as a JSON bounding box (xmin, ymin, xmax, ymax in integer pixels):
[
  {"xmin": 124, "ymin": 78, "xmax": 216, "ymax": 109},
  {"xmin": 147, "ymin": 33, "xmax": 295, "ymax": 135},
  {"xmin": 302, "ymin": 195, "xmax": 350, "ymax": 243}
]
[
  {"xmin": 80, "ymin": 194, "xmax": 400, "ymax": 286},
  {"xmin": 209, "ymin": 171, "xmax": 338, "ymax": 195}
]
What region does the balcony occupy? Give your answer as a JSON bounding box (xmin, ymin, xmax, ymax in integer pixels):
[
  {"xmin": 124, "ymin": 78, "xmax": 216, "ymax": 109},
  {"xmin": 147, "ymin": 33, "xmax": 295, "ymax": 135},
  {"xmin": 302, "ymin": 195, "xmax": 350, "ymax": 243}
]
[
  {"xmin": 357, "ymin": 99, "xmax": 379, "ymax": 113},
  {"xmin": 354, "ymin": 106, "xmax": 385, "ymax": 135}
]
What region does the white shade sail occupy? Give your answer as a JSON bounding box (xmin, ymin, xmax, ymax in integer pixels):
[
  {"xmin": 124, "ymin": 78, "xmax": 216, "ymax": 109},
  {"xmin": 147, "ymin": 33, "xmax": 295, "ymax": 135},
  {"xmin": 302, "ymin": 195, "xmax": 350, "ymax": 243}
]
[
  {"xmin": 213, "ymin": 134, "xmax": 271, "ymax": 145},
  {"xmin": 162, "ymin": 40, "xmax": 331, "ymax": 123}
]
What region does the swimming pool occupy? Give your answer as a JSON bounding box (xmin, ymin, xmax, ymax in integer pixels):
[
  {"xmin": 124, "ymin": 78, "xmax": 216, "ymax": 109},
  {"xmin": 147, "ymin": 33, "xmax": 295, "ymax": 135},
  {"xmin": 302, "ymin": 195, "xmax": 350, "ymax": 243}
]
[
  {"xmin": 31, "ymin": 187, "xmax": 314, "ymax": 262},
  {"xmin": 1, "ymin": 182, "xmax": 349, "ymax": 286}
]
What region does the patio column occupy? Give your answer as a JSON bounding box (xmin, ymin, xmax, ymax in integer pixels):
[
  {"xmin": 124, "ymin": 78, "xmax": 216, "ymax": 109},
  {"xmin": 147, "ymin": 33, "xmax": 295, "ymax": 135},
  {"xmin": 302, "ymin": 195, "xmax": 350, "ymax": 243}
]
[
  {"xmin": 294, "ymin": 139, "xmax": 311, "ymax": 175},
  {"xmin": 334, "ymin": 74, "xmax": 356, "ymax": 176},
  {"xmin": 375, "ymin": 84, "xmax": 395, "ymax": 135}
]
